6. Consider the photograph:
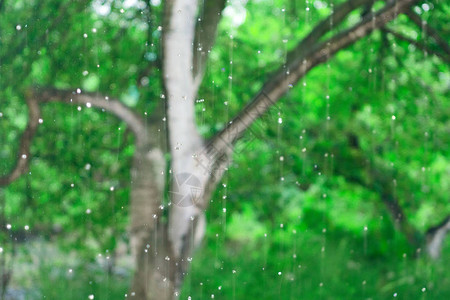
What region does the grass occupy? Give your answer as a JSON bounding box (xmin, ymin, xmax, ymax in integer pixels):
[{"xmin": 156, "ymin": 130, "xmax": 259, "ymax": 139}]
[{"xmin": 9, "ymin": 229, "xmax": 449, "ymax": 300}]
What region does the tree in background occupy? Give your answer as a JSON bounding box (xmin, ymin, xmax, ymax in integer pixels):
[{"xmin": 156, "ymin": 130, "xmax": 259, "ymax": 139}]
[{"xmin": 0, "ymin": 0, "xmax": 449, "ymax": 299}]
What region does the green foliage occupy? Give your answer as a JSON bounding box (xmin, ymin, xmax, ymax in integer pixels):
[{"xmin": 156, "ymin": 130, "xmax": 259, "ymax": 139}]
[{"xmin": 0, "ymin": 0, "xmax": 449, "ymax": 298}]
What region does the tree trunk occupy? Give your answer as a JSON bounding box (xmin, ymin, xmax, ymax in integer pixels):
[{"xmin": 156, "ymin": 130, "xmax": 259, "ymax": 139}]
[
  {"xmin": 426, "ymin": 216, "xmax": 450, "ymax": 259},
  {"xmin": 128, "ymin": 141, "xmax": 171, "ymax": 299},
  {"xmin": 4, "ymin": 1, "xmax": 422, "ymax": 299}
]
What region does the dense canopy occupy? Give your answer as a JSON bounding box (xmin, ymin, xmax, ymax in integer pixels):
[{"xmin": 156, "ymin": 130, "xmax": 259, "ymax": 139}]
[{"xmin": 0, "ymin": 0, "xmax": 449, "ymax": 299}]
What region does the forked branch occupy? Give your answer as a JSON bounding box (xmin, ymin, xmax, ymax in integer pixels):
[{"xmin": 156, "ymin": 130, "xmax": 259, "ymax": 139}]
[
  {"xmin": 1, "ymin": 88, "xmax": 149, "ymax": 186},
  {"xmin": 405, "ymin": 9, "xmax": 450, "ymax": 56},
  {"xmin": 209, "ymin": 0, "xmax": 416, "ymax": 150},
  {"xmin": 33, "ymin": 88, "xmax": 148, "ymax": 145},
  {"xmin": 0, "ymin": 95, "xmax": 40, "ymax": 186}
]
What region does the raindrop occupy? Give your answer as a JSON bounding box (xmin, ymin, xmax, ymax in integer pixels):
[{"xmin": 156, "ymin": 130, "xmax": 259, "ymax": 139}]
[
  {"xmin": 38, "ymin": 118, "xmax": 43, "ymax": 124},
  {"xmin": 86, "ymin": 209, "xmax": 92, "ymax": 214},
  {"xmin": 24, "ymin": 225, "xmax": 30, "ymax": 230},
  {"xmin": 16, "ymin": 25, "xmax": 22, "ymax": 30},
  {"xmin": 88, "ymin": 295, "xmax": 94, "ymax": 300}
]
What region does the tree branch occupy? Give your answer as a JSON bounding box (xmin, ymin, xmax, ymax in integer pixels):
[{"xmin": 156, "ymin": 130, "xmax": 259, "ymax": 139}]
[
  {"xmin": 192, "ymin": 0, "xmax": 227, "ymax": 88},
  {"xmin": 0, "ymin": 95, "xmax": 40, "ymax": 187},
  {"xmin": 0, "ymin": 87, "xmax": 153, "ymax": 186},
  {"xmin": 405, "ymin": 9, "xmax": 450, "ymax": 56},
  {"xmin": 382, "ymin": 27, "xmax": 450, "ymax": 63},
  {"xmin": 287, "ymin": 0, "xmax": 373, "ymax": 62},
  {"xmin": 209, "ymin": 0, "xmax": 416, "ymax": 151},
  {"xmin": 32, "ymin": 88, "xmax": 149, "ymax": 146}
]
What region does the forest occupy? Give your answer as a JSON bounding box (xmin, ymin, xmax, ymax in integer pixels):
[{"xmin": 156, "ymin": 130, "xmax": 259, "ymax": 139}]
[{"xmin": 0, "ymin": 0, "xmax": 449, "ymax": 299}]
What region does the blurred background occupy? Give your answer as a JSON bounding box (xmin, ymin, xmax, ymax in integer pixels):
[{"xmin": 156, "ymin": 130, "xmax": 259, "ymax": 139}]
[{"xmin": 0, "ymin": 0, "xmax": 449, "ymax": 299}]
